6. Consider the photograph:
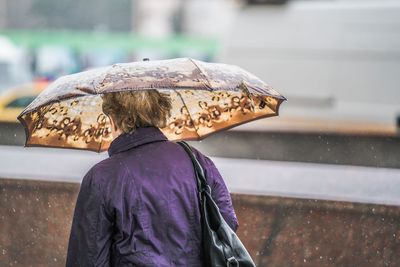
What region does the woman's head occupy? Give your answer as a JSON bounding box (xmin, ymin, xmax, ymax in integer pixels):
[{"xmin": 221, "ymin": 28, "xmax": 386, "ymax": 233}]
[{"xmin": 101, "ymin": 90, "xmax": 172, "ymax": 135}]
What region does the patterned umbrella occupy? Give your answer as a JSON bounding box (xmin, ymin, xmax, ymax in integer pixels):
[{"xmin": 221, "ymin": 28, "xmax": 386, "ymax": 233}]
[{"xmin": 18, "ymin": 58, "xmax": 286, "ymax": 152}]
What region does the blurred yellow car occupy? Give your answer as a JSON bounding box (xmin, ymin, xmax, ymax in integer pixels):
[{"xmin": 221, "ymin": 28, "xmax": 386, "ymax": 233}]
[{"xmin": 0, "ymin": 80, "xmax": 49, "ymax": 123}]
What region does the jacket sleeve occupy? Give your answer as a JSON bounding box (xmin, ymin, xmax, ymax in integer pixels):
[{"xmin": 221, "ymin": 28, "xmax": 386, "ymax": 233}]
[
  {"xmin": 66, "ymin": 168, "xmax": 114, "ymax": 267},
  {"xmin": 201, "ymin": 155, "xmax": 239, "ymax": 232}
]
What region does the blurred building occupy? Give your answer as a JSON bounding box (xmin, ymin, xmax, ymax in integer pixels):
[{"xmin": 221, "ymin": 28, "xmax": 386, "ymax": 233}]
[
  {"xmin": 0, "ymin": 0, "xmax": 132, "ymax": 31},
  {"xmin": 221, "ymin": 0, "xmax": 400, "ymax": 134},
  {"xmin": 0, "ymin": 0, "xmax": 237, "ymax": 36}
]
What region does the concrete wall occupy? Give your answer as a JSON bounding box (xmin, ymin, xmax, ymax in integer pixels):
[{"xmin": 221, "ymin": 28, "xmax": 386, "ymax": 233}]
[{"xmin": 1, "ymin": 178, "xmax": 399, "ymax": 266}]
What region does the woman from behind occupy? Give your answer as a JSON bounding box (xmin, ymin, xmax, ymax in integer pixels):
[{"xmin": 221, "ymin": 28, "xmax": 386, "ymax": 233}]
[{"xmin": 66, "ymin": 90, "xmax": 238, "ymax": 266}]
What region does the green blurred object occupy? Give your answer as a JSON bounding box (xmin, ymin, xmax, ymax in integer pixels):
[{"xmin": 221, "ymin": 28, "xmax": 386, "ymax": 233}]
[{"xmin": 0, "ymin": 30, "xmax": 219, "ymax": 55}]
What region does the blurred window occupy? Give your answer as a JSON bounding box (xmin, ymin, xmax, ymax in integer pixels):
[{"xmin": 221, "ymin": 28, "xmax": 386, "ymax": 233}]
[{"xmin": 6, "ymin": 96, "xmax": 36, "ymax": 108}]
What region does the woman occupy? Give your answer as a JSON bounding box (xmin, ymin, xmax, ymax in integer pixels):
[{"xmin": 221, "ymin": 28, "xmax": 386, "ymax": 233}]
[{"xmin": 66, "ymin": 90, "xmax": 238, "ymax": 266}]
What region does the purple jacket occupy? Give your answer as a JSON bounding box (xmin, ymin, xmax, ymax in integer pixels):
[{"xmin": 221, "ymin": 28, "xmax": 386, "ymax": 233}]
[{"xmin": 66, "ymin": 126, "xmax": 238, "ymax": 267}]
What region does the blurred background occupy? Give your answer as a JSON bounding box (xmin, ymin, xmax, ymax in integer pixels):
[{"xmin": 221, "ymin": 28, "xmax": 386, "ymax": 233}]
[{"xmin": 0, "ymin": 0, "xmax": 399, "ymax": 266}]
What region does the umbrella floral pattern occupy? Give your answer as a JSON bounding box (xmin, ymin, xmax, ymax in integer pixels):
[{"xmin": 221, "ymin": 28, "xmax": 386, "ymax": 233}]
[{"xmin": 18, "ymin": 58, "xmax": 286, "ymax": 152}]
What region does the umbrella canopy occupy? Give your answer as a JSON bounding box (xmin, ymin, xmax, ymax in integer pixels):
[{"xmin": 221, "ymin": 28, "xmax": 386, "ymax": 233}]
[{"xmin": 18, "ymin": 58, "xmax": 286, "ymax": 152}]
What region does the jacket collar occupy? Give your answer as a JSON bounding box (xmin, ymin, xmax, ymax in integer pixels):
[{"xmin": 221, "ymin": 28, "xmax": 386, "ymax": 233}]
[{"xmin": 107, "ymin": 126, "xmax": 168, "ymax": 157}]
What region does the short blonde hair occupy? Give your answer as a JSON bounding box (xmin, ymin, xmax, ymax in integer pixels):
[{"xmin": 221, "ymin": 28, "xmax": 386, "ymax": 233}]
[{"xmin": 101, "ymin": 90, "xmax": 172, "ymax": 134}]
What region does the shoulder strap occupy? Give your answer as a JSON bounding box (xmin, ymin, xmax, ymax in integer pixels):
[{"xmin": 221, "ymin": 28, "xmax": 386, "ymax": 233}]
[{"xmin": 177, "ymin": 141, "xmax": 210, "ymax": 195}]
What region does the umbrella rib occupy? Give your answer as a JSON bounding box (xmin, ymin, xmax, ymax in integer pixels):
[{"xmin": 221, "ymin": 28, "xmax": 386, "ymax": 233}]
[
  {"xmin": 98, "ymin": 136, "xmax": 103, "ymax": 153},
  {"xmin": 175, "ymin": 90, "xmax": 200, "ymax": 140},
  {"xmin": 96, "ymin": 65, "xmax": 115, "ymax": 93},
  {"xmin": 240, "ymin": 82, "xmax": 256, "ymax": 112},
  {"xmin": 188, "ymin": 58, "xmax": 213, "ymax": 91}
]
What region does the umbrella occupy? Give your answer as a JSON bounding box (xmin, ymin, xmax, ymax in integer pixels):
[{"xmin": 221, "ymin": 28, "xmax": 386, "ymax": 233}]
[{"xmin": 18, "ymin": 58, "xmax": 286, "ymax": 152}]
